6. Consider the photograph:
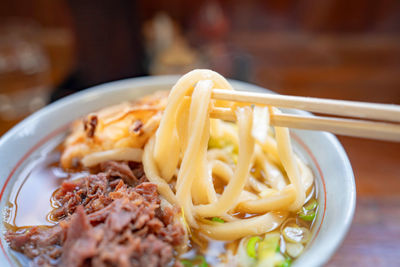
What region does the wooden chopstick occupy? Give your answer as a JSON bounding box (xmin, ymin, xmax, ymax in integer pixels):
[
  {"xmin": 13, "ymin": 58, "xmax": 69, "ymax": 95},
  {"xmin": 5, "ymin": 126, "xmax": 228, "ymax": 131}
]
[
  {"xmin": 212, "ymin": 89, "xmax": 400, "ymax": 123},
  {"xmin": 210, "ymin": 107, "xmax": 400, "ymax": 142}
]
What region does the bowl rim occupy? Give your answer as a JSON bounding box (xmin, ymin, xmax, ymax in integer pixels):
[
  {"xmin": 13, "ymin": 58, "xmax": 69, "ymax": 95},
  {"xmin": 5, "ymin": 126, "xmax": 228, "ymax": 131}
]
[{"xmin": 0, "ymin": 75, "xmax": 356, "ymax": 267}]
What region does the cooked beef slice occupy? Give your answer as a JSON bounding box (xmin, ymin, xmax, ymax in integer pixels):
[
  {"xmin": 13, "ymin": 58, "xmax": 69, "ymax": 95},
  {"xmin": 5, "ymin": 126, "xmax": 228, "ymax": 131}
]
[
  {"xmin": 51, "ymin": 161, "xmax": 146, "ymax": 220},
  {"xmin": 5, "ymin": 162, "xmax": 185, "ymax": 267},
  {"xmin": 99, "ymin": 161, "xmax": 147, "ymax": 186}
]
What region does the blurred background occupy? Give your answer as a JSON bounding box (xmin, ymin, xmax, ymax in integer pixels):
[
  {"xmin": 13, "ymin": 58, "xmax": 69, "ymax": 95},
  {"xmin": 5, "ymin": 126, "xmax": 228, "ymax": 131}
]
[{"xmin": 0, "ymin": 0, "xmax": 399, "ymax": 265}]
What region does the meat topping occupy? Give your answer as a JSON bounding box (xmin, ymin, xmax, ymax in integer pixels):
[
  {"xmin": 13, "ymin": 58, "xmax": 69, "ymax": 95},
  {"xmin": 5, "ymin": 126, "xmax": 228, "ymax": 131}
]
[{"xmin": 5, "ymin": 161, "xmax": 184, "ymax": 267}]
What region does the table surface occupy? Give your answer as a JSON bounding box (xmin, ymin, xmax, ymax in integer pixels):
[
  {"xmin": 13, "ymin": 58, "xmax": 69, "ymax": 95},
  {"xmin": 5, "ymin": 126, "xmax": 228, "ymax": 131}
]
[{"xmin": 232, "ymin": 32, "xmax": 400, "ymax": 266}]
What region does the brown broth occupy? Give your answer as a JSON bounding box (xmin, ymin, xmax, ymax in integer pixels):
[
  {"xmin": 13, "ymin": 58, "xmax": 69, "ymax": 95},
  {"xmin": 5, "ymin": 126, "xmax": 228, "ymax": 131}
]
[
  {"xmin": 5, "ymin": 148, "xmax": 89, "ymax": 230},
  {"xmin": 181, "ymin": 231, "xmax": 236, "ymax": 266}
]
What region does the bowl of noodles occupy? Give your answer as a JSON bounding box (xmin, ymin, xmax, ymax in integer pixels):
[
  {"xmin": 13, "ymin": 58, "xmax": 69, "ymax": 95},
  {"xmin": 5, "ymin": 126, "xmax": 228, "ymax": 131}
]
[{"xmin": 0, "ymin": 70, "xmax": 355, "ymax": 267}]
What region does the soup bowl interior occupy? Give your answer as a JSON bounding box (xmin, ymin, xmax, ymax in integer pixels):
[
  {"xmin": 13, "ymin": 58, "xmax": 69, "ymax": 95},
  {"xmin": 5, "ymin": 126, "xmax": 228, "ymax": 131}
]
[{"xmin": 0, "ymin": 76, "xmax": 356, "ymax": 266}]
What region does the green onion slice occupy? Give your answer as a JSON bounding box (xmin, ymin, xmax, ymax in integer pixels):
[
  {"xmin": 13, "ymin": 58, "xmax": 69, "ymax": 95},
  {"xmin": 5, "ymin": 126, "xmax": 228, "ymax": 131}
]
[
  {"xmin": 180, "ymin": 255, "xmax": 208, "ymax": 267},
  {"xmin": 304, "ymin": 198, "xmax": 318, "ymax": 211},
  {"xmin": 195, "ymin": 255, "xmax": 208, "ymax": 267},
  {"xmin": 211, "ymin": 217, "xmax": 225, "ymax": 223},
  {"xmin": 278, "ymin": 257, "xmax": 292, "ymax": 267},
  {"xmin": 258, "ymin": 233, "xmax": 280, "ymax": 260},
  {"xmin": 181, "ymin": 259, "xmax": 193, "ymax": 267},
  {"xmin": 298, "ymin": 209, "xmax": 316, "ymax": 221},
  {"xmin": 246, "ymin": 236, "xmax": 261, "ymax": 258}
]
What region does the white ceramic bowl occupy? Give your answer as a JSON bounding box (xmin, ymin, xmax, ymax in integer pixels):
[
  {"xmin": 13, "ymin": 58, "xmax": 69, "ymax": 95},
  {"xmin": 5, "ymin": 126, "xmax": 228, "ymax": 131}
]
[{"xmin": 0, "ymin": 76, "xmax": 356, "ymax": 266}]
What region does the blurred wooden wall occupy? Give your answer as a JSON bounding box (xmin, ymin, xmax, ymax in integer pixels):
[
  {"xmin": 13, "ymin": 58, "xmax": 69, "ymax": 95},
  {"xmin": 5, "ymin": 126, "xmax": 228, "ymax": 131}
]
[
  {"xmin": 2, "ymin": 0, "xmax": 399, "ymax": 91},
  {"xmin": 139, "ymin": 0, "xmax": 400, "ymax": 104},
  {"xmin": 139, "ymin": 0, "xmax": 400, "ymax": 33},
  {"xmin": 0, "ymin": 0, "xmax": 76, "ymax": 87}
]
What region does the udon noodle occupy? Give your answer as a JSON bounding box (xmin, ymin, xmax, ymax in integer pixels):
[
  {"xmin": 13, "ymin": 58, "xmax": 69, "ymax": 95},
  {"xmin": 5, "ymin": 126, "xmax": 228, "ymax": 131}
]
[{"xmin": 142, "ymin": 70, "xmax": 313, "ymax": 242}]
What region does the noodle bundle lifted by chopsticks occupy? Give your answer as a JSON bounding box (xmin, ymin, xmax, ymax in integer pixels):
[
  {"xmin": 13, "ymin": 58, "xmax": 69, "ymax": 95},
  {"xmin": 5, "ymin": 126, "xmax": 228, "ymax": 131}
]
[{"xmin": 142, "ymin": 69, "xmax": 313, "ymax": 240}]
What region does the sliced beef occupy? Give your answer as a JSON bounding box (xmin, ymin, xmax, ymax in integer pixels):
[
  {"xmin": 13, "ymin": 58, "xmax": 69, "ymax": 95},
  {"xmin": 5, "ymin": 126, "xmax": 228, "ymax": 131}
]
[
  {"xmin": 60, "ymin": 206, "xmax": 98, "ymax": 267},
  {"xmin": 50, "ymin": 172, "xmax": 113, "ymax": 219},
  {"xmin": 5, "ymin": 162, "xmax": 185, "ymax": 267},
  {"xmin": 51, "ymin": 161, "xmax": 146, "ymax": 220},
  {"xmin": 99, "ymin": 161, "xmax": 146, "ymax": 186},
  {"xmin": 6, "ymin": 223, "xmax": 66, "ymax": 265}
]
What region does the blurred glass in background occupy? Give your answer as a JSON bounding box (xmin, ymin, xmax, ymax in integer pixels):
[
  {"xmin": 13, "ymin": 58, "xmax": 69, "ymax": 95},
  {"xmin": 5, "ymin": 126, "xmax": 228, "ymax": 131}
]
[
  {"xmin": 0, "ymin": 0, "xmax": 75, "ymax": 134},
  {"xmin": 0, "ymin": 0, "xmax": 399, "ymax": 135},
  {"xmin": 0, "ymin": 20, "xmax": 51, "ymax": 135}
]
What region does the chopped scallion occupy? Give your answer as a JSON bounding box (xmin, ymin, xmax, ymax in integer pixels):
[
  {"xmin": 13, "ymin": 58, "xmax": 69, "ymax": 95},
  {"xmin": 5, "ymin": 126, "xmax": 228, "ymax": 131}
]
[
  {"xmin": 282, "ymin": 225, "xmax": 311, "ymax": 244},
  {"xmin": 246, "ymin": 236, "xmax": 261, "ymax": 258},
  {"xmin": 181, "ymin": 255, "xmax": 208, "ymax": 267},
  {"xmin": 208, "ymin": 136, "xmax": 238, "ymax": 157},
  {"xmin": 180, "ymin": 259, "xmax": 193, "ymax": 267},
  {"xmin": 195, "ymin": 255, "xmax": 208, "ymax": 267},
  {"xmin": 286, "ymin": 242, "xmax": 304, "ymax": 258},
  {"xmin": 211, "ymin": 217, "xmax": 225, "ymax": 223},
  {"xmin": 298, "ymin": 209, "xmax": 316, "ymax": 221},
  {"xmin": 258, "ymin": 233, "xmax": 280, "ymax": 260},
  {"xmin": 304, "ymin": 198, "xmax": 318, "ymax": 211},
  {"xmin": 278, "ymin": 257, "xmax": 292, "ymax": 267}
]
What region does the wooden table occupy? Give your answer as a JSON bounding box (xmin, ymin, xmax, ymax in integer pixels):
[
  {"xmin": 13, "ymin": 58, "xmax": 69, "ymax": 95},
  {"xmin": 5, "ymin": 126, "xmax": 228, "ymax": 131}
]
[
  {"xmin": 328, "ymin": 137, "xmax": 400, "ymax": 266},
  {"xmin": 232, "ymin": 32, "xmax": 400, "ymax": 266}
]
